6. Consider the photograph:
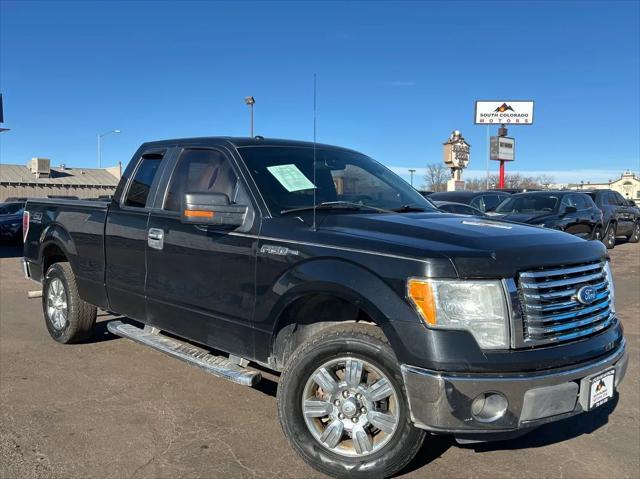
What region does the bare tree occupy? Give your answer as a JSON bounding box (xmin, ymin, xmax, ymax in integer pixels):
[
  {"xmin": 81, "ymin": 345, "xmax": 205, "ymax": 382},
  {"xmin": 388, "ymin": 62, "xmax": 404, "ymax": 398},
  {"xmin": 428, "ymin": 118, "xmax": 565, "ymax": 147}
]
[
  {"xmin": 424, "ymin": 164, "xmax": 449, "ymax": 192},
  {"xmin": 463, "ymin": 173, "xmax": 557, "ymax": 191}
]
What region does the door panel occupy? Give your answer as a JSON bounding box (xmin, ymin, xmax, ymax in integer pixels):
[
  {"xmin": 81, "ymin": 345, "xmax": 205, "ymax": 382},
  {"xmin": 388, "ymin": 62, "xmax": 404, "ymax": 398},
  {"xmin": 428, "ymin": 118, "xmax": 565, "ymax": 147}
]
[
  {"xmin": 145, "ymin": 216, "xmax": 257, "ymax": 357},
  {"xmin": 105, "ymin": 151, "xmax": 167, "ymax": 320},
  {"xmin": 145, "ymin": 147, "xmax": 259, "ymax": 358}
]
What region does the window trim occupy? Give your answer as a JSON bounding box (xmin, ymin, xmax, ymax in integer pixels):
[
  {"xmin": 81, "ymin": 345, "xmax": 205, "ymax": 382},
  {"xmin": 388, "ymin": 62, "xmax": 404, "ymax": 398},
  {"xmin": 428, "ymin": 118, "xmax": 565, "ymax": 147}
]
[{"xmin": 120, "ymin": 149, "xmax": 168, "ymax": 210}]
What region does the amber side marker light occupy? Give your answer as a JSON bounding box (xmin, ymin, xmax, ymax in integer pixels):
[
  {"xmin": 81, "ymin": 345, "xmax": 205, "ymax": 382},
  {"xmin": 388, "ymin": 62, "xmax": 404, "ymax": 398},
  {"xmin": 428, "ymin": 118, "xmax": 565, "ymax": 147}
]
[
  {"xmin": 184, "ymin": 210, "xmax": 215, "ymax": 218},
  {"xmin": 407, "ymin": 279, "xmax": 437, "ymax": 326}
]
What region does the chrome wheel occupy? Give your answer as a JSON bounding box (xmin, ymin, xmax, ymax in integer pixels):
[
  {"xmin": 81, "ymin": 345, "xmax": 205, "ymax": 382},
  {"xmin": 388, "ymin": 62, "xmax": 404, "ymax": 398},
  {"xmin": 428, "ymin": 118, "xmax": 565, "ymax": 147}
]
[
  {"xmin": 606, "ymin": 227, "xmax": 616, "ymax": 248},
  {"xmin": 302, "ymin": 357, "xmax": 399, "ymax": 457},
  {"xmin": 594, "ymin": 228, "xmax": 602, "ymax": 241},
  {"xmin": 47, "ymin": 278, "xmax": 68, "ymax": 330},
  {"xmin": 633, "ymin": 224, "xmax": 640, "ymax": 241}
]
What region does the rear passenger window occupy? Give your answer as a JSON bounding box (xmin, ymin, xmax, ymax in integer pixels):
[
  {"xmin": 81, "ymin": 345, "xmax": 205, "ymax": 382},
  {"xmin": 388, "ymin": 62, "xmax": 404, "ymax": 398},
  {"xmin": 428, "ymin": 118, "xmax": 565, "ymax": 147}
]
[
  {"xmin": 164, "ymin": 149, "xmax": 241, "ymax": 211},
  {"xmin": 124, "ymin": 154, "xmax": 163, "ymax": 208}
]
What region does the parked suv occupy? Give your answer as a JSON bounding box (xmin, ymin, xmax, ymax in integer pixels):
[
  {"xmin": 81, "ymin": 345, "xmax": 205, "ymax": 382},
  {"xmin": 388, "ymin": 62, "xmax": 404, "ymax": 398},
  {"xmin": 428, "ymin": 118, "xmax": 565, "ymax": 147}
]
[
  {"xmin": 582, "ymin": 189, "xmax": 639, "ymax": 248},
  {"xmin": 490, "ymin": 191, "xmax": 603, "ymax": 240},
  {"xmin": 427, "ymin": 190, "xmax": 511, "ymax": 212}
]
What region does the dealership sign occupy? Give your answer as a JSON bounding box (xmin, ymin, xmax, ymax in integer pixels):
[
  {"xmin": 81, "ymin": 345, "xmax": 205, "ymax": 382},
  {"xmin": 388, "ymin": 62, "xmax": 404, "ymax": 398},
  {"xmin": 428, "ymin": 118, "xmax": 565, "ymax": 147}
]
[{"xmin": 475, "ymin": 101, "xmax": 534, "ymax": 125}]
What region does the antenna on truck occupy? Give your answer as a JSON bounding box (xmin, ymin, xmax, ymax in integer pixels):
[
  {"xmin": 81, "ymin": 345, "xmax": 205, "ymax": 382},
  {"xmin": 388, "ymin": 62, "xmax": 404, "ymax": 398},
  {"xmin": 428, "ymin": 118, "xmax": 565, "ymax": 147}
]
[{"xmin": 312, "ymin": 73, "xmax": 317, "ymax": 232}]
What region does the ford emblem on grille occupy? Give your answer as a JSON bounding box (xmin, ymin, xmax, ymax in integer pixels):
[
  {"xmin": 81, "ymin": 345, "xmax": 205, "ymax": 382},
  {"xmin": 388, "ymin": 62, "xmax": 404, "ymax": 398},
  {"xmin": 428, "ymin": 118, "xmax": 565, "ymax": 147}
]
[{"xmin": 576, "ymin": 285, "xmax": 597, "ymax": 305}]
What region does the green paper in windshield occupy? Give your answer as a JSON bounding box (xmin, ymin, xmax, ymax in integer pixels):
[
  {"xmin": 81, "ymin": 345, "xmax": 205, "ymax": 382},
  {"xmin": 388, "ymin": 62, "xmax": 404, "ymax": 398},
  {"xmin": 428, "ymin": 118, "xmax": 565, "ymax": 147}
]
[{"xmin": 267, "ymin": 164, "xmax": 316, "ymax": 192}]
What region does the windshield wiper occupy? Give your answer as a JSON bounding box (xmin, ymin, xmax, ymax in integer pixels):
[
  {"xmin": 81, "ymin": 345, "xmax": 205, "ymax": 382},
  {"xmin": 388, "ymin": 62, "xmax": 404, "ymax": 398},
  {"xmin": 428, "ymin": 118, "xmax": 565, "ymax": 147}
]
[
  {"xmin": 391, "ymin": 204, "xmax": 428, "ymax": 213},
  {"xmin": 280, "ymin": 201, "xmax": 390, "ymax": 215}
]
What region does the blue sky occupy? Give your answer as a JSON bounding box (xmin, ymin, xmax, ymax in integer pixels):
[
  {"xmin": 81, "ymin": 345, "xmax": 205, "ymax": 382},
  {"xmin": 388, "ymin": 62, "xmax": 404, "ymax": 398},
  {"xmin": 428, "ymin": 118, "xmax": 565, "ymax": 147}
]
[{"xmin": 1, "ymin": 0, "xmax": 638, "ymax": 186}]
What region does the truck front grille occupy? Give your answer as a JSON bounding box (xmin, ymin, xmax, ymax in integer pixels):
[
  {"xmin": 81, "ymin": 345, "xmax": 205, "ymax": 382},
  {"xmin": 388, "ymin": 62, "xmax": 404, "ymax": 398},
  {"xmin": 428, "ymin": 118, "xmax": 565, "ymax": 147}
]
[{"xmin": 517, "ymin": 261, "xmax": 614, "ymax": 346}]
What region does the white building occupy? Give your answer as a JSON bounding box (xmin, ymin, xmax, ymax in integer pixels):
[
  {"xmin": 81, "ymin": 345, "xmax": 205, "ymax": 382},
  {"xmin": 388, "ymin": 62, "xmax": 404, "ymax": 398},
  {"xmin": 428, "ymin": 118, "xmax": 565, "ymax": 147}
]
[{"xmin": 571, "ymin": 171, "xmax": 640, "ymax": 200}]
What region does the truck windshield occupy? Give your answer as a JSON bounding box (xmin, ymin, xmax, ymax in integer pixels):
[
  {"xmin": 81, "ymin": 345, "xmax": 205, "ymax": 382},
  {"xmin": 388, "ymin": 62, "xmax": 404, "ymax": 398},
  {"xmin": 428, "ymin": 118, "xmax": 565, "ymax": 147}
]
[
  {"xmin": 238, "ymin": 146, "xmax": 436, "ymax": 215},
  {"xmin": 495, "ymin": 195, "xmax": 559, "ymax": 214}
]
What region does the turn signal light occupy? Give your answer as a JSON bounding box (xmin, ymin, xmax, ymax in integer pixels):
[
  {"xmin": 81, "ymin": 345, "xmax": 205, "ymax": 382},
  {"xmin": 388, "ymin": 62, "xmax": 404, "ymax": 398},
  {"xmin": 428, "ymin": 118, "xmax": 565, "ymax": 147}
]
[
  {"xmin": 407, "ymin": 279, "xmax": 437, "ymax": 325},
  {"xmin": 183, "ymin": 210, "xmax": 214, "ymax": 218}
]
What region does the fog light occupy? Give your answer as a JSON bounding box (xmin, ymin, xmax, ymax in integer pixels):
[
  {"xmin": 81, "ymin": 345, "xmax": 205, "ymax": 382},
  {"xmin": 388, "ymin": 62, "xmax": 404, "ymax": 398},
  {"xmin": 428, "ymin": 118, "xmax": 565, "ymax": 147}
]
[{"xmin": 471, "ymin": 392, "xmax": 508, "ymax": 423}]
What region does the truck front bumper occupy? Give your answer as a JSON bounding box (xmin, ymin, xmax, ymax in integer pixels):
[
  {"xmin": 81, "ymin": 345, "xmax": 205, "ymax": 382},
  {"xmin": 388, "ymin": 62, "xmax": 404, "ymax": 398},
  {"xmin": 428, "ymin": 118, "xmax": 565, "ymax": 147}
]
[{"xmin": 401, "ymin": 340, "xmax": 627, "ymax": 438}]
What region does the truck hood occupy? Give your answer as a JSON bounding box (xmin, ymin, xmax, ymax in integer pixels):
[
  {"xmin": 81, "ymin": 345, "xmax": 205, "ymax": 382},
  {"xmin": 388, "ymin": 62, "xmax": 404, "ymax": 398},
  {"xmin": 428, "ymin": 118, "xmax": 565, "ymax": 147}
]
[{"xmin": 318, "ymin": 212, "xmax": 606, "ymax": 278}]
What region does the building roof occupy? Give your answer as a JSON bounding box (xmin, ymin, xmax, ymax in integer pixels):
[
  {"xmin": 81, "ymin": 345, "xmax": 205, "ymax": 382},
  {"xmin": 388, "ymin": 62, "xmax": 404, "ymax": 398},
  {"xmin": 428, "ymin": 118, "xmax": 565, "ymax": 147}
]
[{"xmin": 0, "ymin": 164, "xmax": 119, "ymax": 186}]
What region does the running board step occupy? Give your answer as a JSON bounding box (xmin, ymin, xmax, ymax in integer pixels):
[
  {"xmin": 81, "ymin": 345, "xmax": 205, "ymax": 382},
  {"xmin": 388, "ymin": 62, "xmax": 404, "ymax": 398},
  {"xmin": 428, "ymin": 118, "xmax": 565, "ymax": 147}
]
[{"xmin": 107, "ymin": 320, "xmax": 261, "ymax": 387}]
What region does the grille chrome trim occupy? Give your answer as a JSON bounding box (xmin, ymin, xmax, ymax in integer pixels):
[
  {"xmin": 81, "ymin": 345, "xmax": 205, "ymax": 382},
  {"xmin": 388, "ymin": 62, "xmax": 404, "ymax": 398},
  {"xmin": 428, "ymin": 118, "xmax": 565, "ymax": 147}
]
[
  {"xmin": 519, "ymin": 262, "xmax": 604, "ymax": 279},
  {"xmin": 520, "ymin": 271, "xmax": 605, "ymax": 289},
  {"xmin": 515, "ymin": 261, "xmax": 614, "ymax": 347},
  {"xmin": 522, "ymin": 280, "xmax": 608, "ymax": 302}
]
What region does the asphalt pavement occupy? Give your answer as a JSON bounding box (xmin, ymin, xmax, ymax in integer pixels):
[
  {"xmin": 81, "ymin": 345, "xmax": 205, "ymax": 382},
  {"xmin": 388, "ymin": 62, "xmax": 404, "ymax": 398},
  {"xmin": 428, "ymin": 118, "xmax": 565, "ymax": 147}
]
[{"xmin": 1, "ymin": 242, "xmax": 638, "ymax": 479}]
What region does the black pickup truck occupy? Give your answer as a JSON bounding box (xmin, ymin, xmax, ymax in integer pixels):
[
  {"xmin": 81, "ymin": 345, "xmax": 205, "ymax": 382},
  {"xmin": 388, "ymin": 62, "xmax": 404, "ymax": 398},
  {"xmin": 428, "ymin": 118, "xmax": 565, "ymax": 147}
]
[{"xmin": 23, "ymin": 138, "xmax": 627, "ymax": 479}]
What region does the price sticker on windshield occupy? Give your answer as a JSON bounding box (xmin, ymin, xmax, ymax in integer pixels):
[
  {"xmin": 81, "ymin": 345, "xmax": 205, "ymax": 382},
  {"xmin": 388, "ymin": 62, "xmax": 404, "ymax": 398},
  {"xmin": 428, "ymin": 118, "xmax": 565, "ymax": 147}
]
[{"xmin": 267, "ymin": 164, "xmax": 316, "ymax": 192}]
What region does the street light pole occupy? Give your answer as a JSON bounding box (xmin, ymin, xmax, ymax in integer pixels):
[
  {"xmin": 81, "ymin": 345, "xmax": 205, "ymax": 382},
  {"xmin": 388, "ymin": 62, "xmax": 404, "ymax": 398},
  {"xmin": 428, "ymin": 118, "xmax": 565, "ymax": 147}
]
[
  {"xmin": 408, "ymin": 169, "xmax": 416, "ymax": 187},
  {"xmin": 244, "ymin": 96, "xmax": 255, "ymax": 137},
  {"xmin": 97, "ymin": 129, "xmax": 121, "ymax": 168}
]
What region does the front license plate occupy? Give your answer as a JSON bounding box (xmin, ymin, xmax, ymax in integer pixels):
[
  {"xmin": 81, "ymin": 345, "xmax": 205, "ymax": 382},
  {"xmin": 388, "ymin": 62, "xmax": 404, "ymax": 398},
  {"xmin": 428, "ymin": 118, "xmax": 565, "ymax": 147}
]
[{"xmin": 588, "ymin": 369, "xmax": 615, "ymax": 410}]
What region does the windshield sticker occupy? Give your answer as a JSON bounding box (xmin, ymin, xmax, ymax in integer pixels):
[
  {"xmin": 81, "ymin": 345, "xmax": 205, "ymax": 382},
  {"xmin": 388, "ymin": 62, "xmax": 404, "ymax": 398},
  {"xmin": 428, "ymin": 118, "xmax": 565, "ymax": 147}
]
[
  {"xmin": 267, "ymin": 164, "xmax": 316, "ymax": 192},
  {"xmin": 462, "ymin": 220, "xmax": 513, "ymax": 229}
]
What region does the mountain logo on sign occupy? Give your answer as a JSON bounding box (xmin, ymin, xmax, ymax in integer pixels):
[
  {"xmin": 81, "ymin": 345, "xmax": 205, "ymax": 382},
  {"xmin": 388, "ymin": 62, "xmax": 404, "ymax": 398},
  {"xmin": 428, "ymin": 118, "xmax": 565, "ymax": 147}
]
[
  {"xmin": 595, "ymin": 379, "xmax": 607, "ymax": 393},
  {"xmin": 494, "ymin": 103, "xmax": 515, "ymax": 113}
]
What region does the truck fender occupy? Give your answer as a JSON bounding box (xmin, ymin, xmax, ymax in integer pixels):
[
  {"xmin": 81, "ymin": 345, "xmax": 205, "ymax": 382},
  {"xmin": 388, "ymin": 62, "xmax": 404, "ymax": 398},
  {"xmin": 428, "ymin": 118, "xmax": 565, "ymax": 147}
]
[
  {"xmin": 264, "ymin": 258, "xmax": 420, "ymax": 364},
  {"xmin": 39, "ymin": 223, "xmax": 78, "ymax": 269}
]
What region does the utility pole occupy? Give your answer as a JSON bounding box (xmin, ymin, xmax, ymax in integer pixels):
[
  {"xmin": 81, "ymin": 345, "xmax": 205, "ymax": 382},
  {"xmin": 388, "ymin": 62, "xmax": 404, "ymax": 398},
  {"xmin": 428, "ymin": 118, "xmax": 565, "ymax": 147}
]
[
  {"xmin": 408, "ymin": 169, "xmax": 416, "ymax": 187},
  {"xmin": 244, "ymin": 96, "xmax": 255, "ymax": 137}
]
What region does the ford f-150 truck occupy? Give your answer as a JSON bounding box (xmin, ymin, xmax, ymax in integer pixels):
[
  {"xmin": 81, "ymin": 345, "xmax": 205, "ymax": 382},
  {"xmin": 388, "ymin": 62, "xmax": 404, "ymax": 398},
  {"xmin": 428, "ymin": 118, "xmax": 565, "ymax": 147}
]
[{"xmin": 23, "ymin": 137, "xmax": 628, "ymax": 478}]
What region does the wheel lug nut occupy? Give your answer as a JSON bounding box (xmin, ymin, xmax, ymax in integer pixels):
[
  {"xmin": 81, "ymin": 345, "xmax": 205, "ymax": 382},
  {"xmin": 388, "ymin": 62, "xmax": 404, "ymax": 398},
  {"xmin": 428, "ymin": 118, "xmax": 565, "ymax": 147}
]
[
  {"xmin": 352, "ymin": 417, "xmax": 358, "ymax": 423},
  {"xmin": 356, "ymin": 393, "xmax": 362, "ymax": 399},
  {"xmin": 361, "ymin": 407, "xmax": 367, "ymax": 413},
  {"xmin": 334, "ymin": 399, "xmax": 340, "ymax": 406},
  {"xmin": 342, "ymin": 390, "xmax": 349, "ymax": 398},
  {"xmin": 338, "ymin": 413, "xmax": 345, "ymax": 419}
]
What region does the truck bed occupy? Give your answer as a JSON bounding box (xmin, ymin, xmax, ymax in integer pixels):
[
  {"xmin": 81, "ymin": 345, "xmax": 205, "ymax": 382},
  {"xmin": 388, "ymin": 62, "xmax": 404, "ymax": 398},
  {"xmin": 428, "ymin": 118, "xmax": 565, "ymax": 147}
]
[{"xmin": 23, "ymin": 198, "xmax": 110, "ymax": 309}]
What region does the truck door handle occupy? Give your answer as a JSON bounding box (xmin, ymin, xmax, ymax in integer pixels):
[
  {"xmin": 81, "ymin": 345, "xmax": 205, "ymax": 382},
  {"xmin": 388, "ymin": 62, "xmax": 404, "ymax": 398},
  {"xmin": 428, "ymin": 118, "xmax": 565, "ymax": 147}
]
[{"xmin": 148, "ymin": 228, "xmax": 164, "ymax": 250}]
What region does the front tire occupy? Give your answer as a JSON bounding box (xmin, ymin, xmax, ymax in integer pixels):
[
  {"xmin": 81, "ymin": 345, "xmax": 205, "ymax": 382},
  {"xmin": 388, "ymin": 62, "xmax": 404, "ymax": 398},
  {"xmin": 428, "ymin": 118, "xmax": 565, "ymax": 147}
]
[
  {"xmin": 43, "ymin": 262, "xmax": 97, "ymax": 343},
  {"xmin": 627, "ymin": 222, "xmax": 640, "ymax": 243},
  {"xmin": 603, "ymin": 223, "xmax": 616, "ymax": 249},
  {"xmin": 277, "ymin": 324, "xmax": 425, "ymax": 479}
]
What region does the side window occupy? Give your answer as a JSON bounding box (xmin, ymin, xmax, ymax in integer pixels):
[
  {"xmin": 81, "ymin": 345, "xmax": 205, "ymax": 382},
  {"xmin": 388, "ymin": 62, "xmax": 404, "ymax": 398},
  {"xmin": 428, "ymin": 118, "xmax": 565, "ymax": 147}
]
[
  {"xmin": 470, "ymin": 196, "xmax": 484, "ymax": 211},
  {"xmin": 560, "ymin": 195, "xmax": 578, "ymax": 211},
  {"xmin": 164, "ymin": 149, "xmax": 240, "ymax": 211},
  {"xmin": 573, "ymin": 195, "xmax": 588, "ymax": 210},
  {"xmin": 482, "ymin": 195, "xmax": 502, "ymax": 211},
  {"xmin": 607, "ymin": 191, "xmax": 618, "ymax": 206},
  {"xmin": 614, "ymin": 192, "xmax": 627, "ymax": 206},
  {"xmin": 124, "ymin": 154, "xmax": 163, "ymax": 208}
]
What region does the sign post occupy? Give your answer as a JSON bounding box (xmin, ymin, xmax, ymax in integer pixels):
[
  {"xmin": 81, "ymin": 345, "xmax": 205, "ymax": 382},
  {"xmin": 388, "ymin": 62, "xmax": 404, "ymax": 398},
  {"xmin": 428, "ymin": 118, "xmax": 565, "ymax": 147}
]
[
  {"xmin": 475, "ymin": 100, "xmax": 533, "ymax": 189},
  {"xmin": 443, "ymin": 130, "xmax": 470, "ymax": 191}
]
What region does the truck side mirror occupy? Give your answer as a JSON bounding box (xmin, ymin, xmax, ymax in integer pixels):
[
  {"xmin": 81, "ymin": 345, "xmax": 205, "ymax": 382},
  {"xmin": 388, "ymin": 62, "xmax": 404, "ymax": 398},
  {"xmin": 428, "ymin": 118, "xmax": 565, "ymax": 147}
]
[{"xmin": 181, "ymin": 192, "xmax": 247, "ymax": 227}]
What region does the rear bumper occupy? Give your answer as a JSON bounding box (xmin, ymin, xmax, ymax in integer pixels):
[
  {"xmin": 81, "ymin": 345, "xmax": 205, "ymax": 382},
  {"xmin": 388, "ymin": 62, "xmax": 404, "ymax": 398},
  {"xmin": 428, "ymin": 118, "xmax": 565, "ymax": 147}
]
[{"xmin": 401, "ymin": 340, "xmax": 627, "ymax": 436}]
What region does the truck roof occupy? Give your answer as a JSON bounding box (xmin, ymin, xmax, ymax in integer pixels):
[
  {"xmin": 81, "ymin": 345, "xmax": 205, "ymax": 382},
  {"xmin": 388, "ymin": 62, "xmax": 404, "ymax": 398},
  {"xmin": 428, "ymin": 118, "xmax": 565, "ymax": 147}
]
[{"xmin": 140, "ymin": 136, "xmax": 361, "ymax": 153}]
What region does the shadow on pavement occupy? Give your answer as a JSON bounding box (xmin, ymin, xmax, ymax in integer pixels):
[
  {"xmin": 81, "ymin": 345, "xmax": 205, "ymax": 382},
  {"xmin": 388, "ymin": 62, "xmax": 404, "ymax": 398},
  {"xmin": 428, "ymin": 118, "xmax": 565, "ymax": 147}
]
[
  {"xmin": 468, "ymin": 394, "xmax": 618, "ymax": 452},
  {"xmin": 396, "ymin": 434, "xmax": 453, "ymax": 476},
  {"xmin": 0, "ymin": 244, "xmax": 22, "ymax": 258},
  {"xmin": 90, "ymin": 319, "xmax": 123, "ymax": 343}
]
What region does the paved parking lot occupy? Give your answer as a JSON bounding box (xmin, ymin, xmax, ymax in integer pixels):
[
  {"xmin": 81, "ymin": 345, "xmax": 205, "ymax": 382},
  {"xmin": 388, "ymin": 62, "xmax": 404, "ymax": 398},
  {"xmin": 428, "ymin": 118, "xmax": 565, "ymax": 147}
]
[{"xmin": 1, "ymin": 242, "xmax": 638, "ymax": 479}]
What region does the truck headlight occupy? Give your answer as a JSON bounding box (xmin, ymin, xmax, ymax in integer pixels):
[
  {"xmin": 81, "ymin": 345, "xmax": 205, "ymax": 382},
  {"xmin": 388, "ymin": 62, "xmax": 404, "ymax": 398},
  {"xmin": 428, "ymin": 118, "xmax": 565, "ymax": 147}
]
[
  {"xmin": 407, "ymin": 278, "xmax": 509, "ymax": 349},
  {"xmin": 604, "ymin": 261, "xmax": 616, "ymax": 313}
]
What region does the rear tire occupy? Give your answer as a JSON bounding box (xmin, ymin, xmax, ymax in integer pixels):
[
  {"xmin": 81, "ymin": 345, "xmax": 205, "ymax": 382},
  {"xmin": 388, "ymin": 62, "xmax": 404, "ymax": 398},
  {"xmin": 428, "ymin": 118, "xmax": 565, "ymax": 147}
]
[
  {"xmin": 603, "ymin": 223, "xmax": 616, "ymax": 249},
  {"xmin": 277, "ymin": 324, "xmax": 425, "ymax": 479},
  {"xmin": 627, "ymin": 222, "xmax": 640, "ymax": 243},
  {"xmin": 42, "ymin": 262, "xmax": 97, "ymax": 343}
]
